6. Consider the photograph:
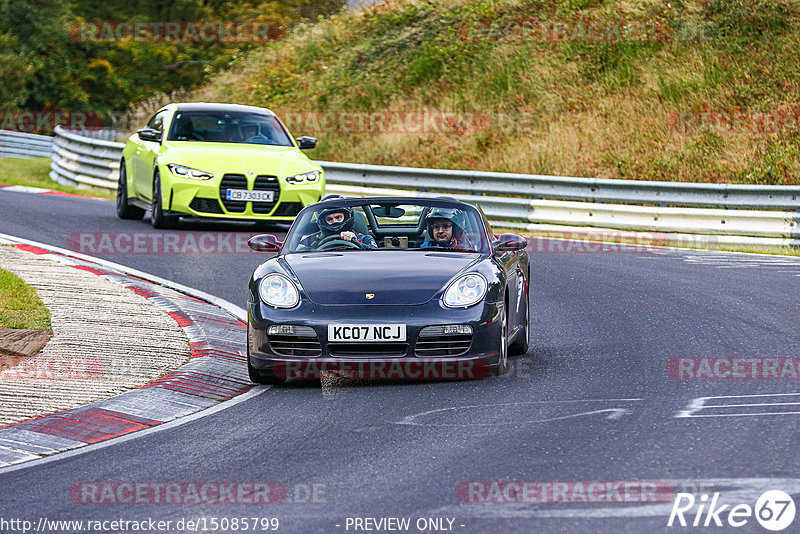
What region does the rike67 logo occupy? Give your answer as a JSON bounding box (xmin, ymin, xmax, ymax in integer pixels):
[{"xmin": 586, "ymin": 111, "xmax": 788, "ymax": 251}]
[{"xmin": 668, "ymin": 490, "xmax": 796, "ymax": 531}]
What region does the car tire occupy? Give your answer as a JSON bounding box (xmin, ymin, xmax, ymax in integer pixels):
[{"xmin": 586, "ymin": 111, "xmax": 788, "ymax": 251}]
[
  {"xmin": 150, "ymin": 172, "xmax": 178, "ymax": 229},
  {"xmin": 247, "ymin": 357, "xmax": 283, "ymax": 385},
  {"xmin": 247, "ymin": 329, "xmax": 283, "ymax": 385},
  {"xmin": 492, "ymin": 303, "xmax": 508, "ymax": 376},
  {"xmin": 116, "ymin": 160, "xmax": 145, "ymax": 220},
  {"xmin": 509, "ymin": 298, "xmax": 529, "ymax": 356}
]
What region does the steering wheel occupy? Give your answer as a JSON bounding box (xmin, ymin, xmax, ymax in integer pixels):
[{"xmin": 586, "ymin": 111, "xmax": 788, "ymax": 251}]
[{"xmin": 317, "ymin": 234, "xmax": 364, "ymax": 250}]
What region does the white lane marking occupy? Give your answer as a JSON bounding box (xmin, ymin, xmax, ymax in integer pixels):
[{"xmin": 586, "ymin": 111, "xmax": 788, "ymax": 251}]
[
  {"xmin": 429, "ymin": 478, "xmax": 800, "ymax": 520},
  {"xmin": 0, "ymin": 185, "xmax": 107, "ymax": 199},
  {"xmin": 397, "ymin": 399, "xmax": 641, "ymax": 427},
  {"xmin": 677, "ymin": 251, "xmax": 800, "ymax": 274},
  {"xmin": 0, "ymin": 386, "xmax": 267, "ymax": 475},
  {"xmin": 704, "ymin": 402, "xmax": 800, "ymax": 408},
  {"xmin": 0, "ymin": 185, "xmax": 54, "ymax": 194},
  {"xmin": 676, "ymin": 393, "xmax": 800, "ymax": 418}
]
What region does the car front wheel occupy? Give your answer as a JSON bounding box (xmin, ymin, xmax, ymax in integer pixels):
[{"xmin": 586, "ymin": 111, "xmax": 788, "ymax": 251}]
[
  {"xmin": 509, "ymin": 298, "xmax": 529, "ymax": 355},
  {"xmin": 492, "ymin": 303, "xmax": 508, "ymax": 376},
  {"xmin": 247, "ymin": 332, "xmax": 283, "ymax": 385},
  {"xmin": 116, "ymin": 160, "xmax": 145, "ymax": 220},
  {"xmin": 150, "ymin": 171, "xmax": 178, "ymax": 229}
]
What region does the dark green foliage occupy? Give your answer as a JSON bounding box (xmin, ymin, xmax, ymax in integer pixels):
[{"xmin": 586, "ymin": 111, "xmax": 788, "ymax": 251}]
[{"xmin": 0, "ymin": 0, "xmax": 346, "ymax": 125}]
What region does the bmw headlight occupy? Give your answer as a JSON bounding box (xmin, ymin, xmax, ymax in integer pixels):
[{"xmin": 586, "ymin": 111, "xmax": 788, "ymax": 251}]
[
  {"xmin": 443, "ymin": 273, "xmax": 487, "ymax": 308},
  {"xmin": 259, "ymin": 274, "xmax": 300, "ymax": 308},
  {"xmin": 286, "ymin": 170, "xmax": 320, "ymax": 184},
  {"xmin": 167, "ymin": 164, "xmax": 214, "ymax": 180}
]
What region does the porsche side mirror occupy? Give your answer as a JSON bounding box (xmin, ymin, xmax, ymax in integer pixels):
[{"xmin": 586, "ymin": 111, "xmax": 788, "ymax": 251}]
[
  {"xmin": 248, "ymin": 234, "xmax": 283, "ymax": 253},
  {"xmin": 137, "ymin": 128, "xmax": 162, "ymax": 143},
  {"xmin": 296, "ymin": 136, "xmax": 317, "ymax": 149},
  {"xmin": 492, "ymin": 233, "xmax": 527, "ymax": 253}
]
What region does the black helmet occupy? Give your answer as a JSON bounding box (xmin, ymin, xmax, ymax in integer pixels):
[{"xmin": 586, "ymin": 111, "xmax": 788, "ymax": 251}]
[
  {"xmin": 317, "ymin": 206, "xmax": 354, "ymax": 236},
  {"xmin": 426, "ymin": 207, "xmax": 465, "ymax": 240}
]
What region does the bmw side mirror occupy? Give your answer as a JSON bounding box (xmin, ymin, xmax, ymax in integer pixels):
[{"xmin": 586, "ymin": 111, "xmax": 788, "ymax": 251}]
[
  {"xmin": 137, "ymin": 128, "xmax": 162, "ymax": 143},
  {"xmin": 296, "ymin": 136, "xmax": 317, "ymax": 149},
  {"xmin": 248, "ymin": 234, "xmax": 283, "ymax": 253},
  {"xmin": 492, "ymin": 233, "xmax": 527, "ymax": 253}
]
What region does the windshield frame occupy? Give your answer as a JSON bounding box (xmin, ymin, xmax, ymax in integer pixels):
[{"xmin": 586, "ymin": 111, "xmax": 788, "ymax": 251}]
[
  {"xmin": 166, "ymin": 110, "xmax": 295, "ymax": 147},
  {"xmin": 283, "ymin": 197, "xmax": 493, "ymax": 254}
]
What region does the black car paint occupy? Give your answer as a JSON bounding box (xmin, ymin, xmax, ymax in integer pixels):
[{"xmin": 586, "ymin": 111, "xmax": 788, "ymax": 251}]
[{"xmin": 246, "ymin": 197, "xmax": 530, "ymax": 381}]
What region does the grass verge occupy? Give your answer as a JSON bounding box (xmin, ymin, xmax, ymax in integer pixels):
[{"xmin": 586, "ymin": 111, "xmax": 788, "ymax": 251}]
[
  {"xmin": 0, "ymin": 264, "xmax": 51, "ymax": 329},
  {"xmin": 152, "ymin": 0, "xmax": 800, "ymax": 185},
  {"xmin": 0, "ymin": 157, "xmax": 115, "ymax": 199}
]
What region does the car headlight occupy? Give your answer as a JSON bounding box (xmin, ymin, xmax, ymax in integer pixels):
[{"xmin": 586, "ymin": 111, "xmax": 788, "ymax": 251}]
[
  {"xmin": 259, "ymin": 274, "xmax": 300, "ymax": 308},
  {"xmin": 285, "ymin": 170, "xmax": 320, "ymax": 184},
  {"xmin": 442, "ymin": 273, "xmax": 487, "ymax": 308},
  {"xmin": 167, "ymin": 164, "xmax": 214, "ymax": 180}
]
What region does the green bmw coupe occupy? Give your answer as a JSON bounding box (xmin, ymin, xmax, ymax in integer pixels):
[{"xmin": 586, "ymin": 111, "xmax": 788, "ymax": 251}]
[{"xmin": 117, "ymin": 102, "xmax": 324, "ymax": 228}]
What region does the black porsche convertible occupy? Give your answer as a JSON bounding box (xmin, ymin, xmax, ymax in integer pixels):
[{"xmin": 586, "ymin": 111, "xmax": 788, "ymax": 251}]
[{"xmin": 246, "ymin": 196, "xmax": 530, "ymax": 383}]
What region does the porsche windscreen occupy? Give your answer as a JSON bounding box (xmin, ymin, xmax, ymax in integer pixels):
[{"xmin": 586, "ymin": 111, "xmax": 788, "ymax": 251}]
[
  {"xmin": 167, "ymin": 110, "xmax": 294, "ymax": 146},
  {"xmin": 283, "ymin": 202, "xmax": 492, "ymax": 253}
]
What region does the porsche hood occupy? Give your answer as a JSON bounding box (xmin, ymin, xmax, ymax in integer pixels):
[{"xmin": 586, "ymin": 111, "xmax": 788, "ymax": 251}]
[{"xmin": 283, "ymin": 251, "xmax": 480, "ymax": 305}]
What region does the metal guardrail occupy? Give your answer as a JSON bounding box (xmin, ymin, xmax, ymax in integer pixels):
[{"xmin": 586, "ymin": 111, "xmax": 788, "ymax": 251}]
[
  {"xmin": 71, "ymin": 128, "xmax": 126, "ymax": 142},
  {"xmin": 318, "ymin": 161, "xmax": 800, "ymax": 210},
  {"xmin": 0, "ymin": 130, "xmax": 53, "ymax": 159},
  {"xmin": 47, "ymin": 127, "xmax": 799, "ymax": 247},
  {"xmin": 50, "ymin": 127, "xmax": 124, "ymax": 189}
]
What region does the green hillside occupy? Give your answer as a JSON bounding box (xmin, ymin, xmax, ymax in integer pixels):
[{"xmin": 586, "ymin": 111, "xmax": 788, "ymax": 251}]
[{"xmin": 151, "ymin": 0, "xmax": 800, "ymax": 184}]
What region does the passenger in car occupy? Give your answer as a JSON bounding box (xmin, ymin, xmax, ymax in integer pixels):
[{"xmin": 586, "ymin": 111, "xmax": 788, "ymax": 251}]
[{"xmin": 421, "ymin": 207, "xmax": 474, "ymax": 250}]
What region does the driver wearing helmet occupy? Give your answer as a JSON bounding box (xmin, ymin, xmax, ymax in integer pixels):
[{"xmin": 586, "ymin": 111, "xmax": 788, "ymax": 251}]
[
  {"xmin": 421, "ymin": 207, "xmax": 473, "ymax": 250},
  {"xmin": 299, "ymin": 207, "xmax": 377, "ymax": 249},
  {"xmin": 240, "ymin": 122, "xmax": 272, "ymax": 144}
]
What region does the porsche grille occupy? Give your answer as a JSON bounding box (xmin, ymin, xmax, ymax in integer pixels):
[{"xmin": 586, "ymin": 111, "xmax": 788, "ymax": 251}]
[
  {"xmin": 268, "ymin": 328, "xmax": 322, "ymax": 357},
  {"xmin": 414, "ymin": 331, "xmax": 473, "ymax": 357}
]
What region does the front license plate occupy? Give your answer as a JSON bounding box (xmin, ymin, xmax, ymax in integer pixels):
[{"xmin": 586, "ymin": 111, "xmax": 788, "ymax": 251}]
[
  {"xmin": 225, "ymin": 189, "xmax": 274, "ymax": 202},
  {"xmin": 328, "ymin": 324, "xmax": 406, "ymax": 342}
]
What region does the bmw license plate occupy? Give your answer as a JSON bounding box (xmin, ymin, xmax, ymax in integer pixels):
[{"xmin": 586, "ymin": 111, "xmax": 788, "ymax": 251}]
[
  {"xmin": 226, "ymin": 189, "xmax": 274, "ymax": 202},
  {"xmin": 328, "ymin": 324, "xmax": 406, "ymax": 342}
]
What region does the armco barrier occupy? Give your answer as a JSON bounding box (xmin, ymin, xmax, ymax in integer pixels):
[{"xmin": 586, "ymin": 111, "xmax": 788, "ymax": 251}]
[
  {"xmin": 50, "ymin": 127, "xmax": 124, "ymax": 189},
  {"xmin": 0, "ymin": 130, "xmax": 53, "ymax": 159},
  {"xmin": 318, "ymin": 161, "xmax": 800, "ymax": 211},
  {"xmin": 47, "ymin": 126, "xmax": 800, "ymax": 246}
]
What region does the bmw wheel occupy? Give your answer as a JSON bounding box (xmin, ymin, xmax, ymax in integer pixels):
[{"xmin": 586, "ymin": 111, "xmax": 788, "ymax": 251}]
[
  {"xmin": 150, "ymin": 171, "xmax": 178, "ymax": 229},
  {"xmin": 116, "ymin": 159, "xmax": 145, "ymax": 220}
]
